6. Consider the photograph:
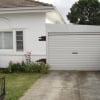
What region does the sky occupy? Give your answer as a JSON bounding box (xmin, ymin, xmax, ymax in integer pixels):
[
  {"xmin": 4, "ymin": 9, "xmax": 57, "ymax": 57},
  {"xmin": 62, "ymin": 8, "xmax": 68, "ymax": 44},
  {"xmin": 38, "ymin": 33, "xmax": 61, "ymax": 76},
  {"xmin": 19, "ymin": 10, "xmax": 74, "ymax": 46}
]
[{"xmin": 35, "ymin": 0, "xmax": 79, "ymax": 23}]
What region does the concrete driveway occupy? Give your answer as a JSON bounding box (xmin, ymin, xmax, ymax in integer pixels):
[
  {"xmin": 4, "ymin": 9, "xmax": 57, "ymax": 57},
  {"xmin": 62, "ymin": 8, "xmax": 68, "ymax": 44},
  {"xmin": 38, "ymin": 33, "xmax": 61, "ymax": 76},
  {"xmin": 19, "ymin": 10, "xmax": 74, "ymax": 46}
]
[{"xmin": 20, "ymin": 71, "xmax": 100, "ymax": 100}]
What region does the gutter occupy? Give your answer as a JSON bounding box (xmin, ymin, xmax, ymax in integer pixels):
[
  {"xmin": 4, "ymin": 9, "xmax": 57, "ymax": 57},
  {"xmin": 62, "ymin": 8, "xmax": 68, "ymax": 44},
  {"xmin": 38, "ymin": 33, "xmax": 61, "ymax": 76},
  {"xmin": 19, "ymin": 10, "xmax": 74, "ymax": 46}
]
[{"xmin": 0, "ymin": 6, "xmax": 54, "ymax": 14}]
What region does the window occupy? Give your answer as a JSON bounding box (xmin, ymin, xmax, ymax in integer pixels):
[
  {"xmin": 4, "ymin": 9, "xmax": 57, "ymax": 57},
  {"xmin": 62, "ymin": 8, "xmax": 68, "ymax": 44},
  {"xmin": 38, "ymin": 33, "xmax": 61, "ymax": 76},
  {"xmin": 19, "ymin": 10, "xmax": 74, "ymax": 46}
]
[
  {"xmin": 0, "ymin": 32, "xmax": 13, "ymax": 49},
  {"xmin": 16, "ymin": 31, "xmax": 23, "ymax": 51}
]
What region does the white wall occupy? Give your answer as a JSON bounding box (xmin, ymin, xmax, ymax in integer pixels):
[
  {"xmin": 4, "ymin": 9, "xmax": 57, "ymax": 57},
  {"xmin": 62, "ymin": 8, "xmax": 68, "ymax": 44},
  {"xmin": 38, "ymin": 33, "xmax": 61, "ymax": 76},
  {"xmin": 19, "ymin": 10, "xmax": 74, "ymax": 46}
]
[{"xmin": 0, "ymin": 12, "xmax": 46, "ymax": 67}]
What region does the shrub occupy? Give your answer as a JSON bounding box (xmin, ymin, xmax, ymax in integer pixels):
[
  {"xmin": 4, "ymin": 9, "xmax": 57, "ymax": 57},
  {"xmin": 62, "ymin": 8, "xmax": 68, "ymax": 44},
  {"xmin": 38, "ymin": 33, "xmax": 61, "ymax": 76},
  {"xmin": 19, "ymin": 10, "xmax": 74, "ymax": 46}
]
[
  {"xmin": 20, "ymin": 61, "xmax": 27, "ymax": 72},
  {"xmin": 29, "ymin": 63, "xmax": 41, "ymax": 73},
  {"xmin": 21, "ymin": 63, "xmax": 40, "ymax": 73},
  {"xmin": 23, "ymin": 65, "xmax": 30, "ymax": 73},
  {"xmin": 8, "ymin": 63, "xmax": 21, "ymax": 73},
  {"xmin": 39, "ymin": 63, "xmax": 50, "ymax": 74},
  {"xmin": 4, "ymin": 61, "xmax": 50, "ymax": 74},
  {"xmin": 0, "ymin": 68, "xmax": 9, "ymax": 73}
]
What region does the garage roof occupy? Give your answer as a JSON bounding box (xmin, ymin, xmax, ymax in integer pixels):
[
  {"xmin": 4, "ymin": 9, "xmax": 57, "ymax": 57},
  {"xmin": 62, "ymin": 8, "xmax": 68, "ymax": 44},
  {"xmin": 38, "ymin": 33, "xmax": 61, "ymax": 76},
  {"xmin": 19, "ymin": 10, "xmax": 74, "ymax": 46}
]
[
  {"xmin": 0, "ymin": 0, "xmax": 53, "ymax": 8},
  {"xmin": 47, "ymin": 24, "xmax": 100, "ymax": 33}
]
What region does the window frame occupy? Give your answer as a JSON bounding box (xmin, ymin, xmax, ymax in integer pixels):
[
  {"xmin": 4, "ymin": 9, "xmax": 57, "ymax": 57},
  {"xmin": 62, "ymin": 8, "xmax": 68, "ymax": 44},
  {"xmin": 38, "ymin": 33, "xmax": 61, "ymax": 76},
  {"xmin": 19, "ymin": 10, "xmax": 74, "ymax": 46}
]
[
  {"xmin": 0, "ymin": 29, "xmax": 24, "ymax": 52},
  {"xmin": 16, "ymin": 31, "xmax": 24, "ymax": 52},
  {"xmin": 0, "ymin": 30, "xmax": 14, "ymax": 51}
]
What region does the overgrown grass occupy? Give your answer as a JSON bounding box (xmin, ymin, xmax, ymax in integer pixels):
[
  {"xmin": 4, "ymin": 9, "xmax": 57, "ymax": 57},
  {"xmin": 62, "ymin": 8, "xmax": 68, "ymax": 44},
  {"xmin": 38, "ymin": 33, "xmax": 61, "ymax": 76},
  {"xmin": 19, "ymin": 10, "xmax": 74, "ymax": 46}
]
[{"xmin": 0, "ymin": 73, "xmax": 41, "ymax": 100}]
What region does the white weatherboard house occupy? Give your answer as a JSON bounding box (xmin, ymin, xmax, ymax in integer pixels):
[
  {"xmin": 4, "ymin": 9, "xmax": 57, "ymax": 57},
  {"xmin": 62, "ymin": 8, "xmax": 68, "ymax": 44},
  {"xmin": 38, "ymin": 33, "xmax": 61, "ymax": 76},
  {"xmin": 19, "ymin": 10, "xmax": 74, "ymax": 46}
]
[
  {"xmin": 0, "ymin": 0, "xmax": 100, "ymax": 70},
  {"xmin": 0, "ymin": 0, "xmax": 64, "ymax": 67}
]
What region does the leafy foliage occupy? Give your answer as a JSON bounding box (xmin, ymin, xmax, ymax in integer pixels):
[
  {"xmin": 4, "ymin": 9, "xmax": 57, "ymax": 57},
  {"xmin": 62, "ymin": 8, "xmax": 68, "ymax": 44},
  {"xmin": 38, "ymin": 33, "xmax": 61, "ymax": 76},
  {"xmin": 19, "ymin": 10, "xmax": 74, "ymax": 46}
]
[
  {"xmin": 3, "ymin": 61, "xmax": 50, "ymax": 74},
  {"xmin": 39, "ymin": 63, "xmax": 50, "ymax": 74},
  {"xmin": 67, "ymin": 0, "xmax": 100, "ymax": 25}
]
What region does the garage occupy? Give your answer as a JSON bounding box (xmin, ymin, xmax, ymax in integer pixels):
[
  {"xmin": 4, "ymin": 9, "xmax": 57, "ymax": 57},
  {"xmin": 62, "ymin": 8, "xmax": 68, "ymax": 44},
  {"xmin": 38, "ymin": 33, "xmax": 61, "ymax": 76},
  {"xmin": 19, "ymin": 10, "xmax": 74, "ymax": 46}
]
[{"xmin": 47, "ymin": 25, "xmax": 100, "ymax": 70}]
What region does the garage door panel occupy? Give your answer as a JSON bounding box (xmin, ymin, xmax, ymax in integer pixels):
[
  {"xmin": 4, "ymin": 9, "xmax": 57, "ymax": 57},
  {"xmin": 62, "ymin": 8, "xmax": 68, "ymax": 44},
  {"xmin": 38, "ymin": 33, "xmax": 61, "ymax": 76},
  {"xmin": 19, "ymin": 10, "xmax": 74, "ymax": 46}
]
[
  {"xmin": 49, "ymin": 62, "xmax": 100, "ymax": 66},
  {"xmin": 49, "ymin": 57, "xmax": 100, "ymax": 62},
  {"xmin": 50, "ymin": 61, "xmax": 100, "ymax": 63},
  {"xmin": 48, "ymin": 34, "xmax": 100, "ymax": 70},
  {"xmin": 49, "ymin": 61, "xmax": 100, "ymax": 65},
  {"xmin": 49, "ymin": 42, "xmax": 100, "ymax": 46},
  {"xmin": 49, "ymin": 50, "xmax": 100, "ymax": 54}
]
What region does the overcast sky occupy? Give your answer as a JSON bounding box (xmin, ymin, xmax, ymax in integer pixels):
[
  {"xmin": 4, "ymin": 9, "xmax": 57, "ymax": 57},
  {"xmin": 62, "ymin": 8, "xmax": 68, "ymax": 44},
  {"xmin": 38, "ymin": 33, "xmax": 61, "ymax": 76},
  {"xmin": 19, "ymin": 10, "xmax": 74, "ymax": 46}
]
[{"xmin": 35, "ymin": 0, "xmax": 79, "ymax": 23}]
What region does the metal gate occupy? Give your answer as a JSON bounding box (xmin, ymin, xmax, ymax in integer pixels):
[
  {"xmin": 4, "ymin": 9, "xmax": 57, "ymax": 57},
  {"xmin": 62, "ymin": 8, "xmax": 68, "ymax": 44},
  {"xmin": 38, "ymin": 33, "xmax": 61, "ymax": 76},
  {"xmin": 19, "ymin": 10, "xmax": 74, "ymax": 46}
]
[{"xmin": 0, "ymin": 77, "xmax": 5, "ymax": 100}]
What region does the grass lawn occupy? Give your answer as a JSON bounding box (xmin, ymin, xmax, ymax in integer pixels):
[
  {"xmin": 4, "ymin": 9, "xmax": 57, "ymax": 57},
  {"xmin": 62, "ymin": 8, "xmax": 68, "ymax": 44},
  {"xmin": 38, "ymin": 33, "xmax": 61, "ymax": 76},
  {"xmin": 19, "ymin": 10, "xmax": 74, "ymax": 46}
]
[{"xmin": 0, "ymin": 73, "xmax": 42, "ymax": 100}]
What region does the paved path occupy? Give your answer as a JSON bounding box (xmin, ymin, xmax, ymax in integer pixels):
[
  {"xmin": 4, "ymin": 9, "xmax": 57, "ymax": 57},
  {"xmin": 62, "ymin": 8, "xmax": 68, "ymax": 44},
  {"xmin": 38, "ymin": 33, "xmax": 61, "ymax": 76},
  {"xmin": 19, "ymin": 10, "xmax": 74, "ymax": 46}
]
[{"xmin": 19, "ymin": 71, "xmax": 100, "ymax": 100}]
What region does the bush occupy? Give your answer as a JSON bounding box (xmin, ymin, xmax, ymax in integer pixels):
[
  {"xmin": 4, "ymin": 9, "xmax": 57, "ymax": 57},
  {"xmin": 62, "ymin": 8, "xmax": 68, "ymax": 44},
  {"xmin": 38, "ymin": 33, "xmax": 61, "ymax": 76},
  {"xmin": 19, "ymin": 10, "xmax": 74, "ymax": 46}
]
[
  {"xmin": 1, "ymin": 61, "xmax": 50, "ymax": 74},
  {"xmin": 0, "ymin": 68, "xmax": 9, "ymax": 73},
  {"xmin": 30, "ymin": 63, "xmax": 41, "ymax": 73},
  {"xmin": 20, "ymin": 62, "xmax": 40, "ymax": 73},
  {"xmin": 11, "ymin": 63, "xmax": 21, "ymax": 72},
  {"xmin": 39, "ymin": 63, "xmax": 50, "ymax": 74}
]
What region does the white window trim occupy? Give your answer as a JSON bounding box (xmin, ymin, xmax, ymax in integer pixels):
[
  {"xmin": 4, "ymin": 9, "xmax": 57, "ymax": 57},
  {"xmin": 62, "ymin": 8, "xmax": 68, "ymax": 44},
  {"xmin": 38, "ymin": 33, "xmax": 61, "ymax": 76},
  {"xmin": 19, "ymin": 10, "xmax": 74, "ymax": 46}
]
[
  {"xmin": 0, "ymin": 30, "xmax": 14, "ymax": 51},
  {"xmin": 16, "ymin": 30, "xmax": 24, "ymax": 52},
  {"xmin": 0, "ymin": 29, "xmax": 24, "ymax": 52}
]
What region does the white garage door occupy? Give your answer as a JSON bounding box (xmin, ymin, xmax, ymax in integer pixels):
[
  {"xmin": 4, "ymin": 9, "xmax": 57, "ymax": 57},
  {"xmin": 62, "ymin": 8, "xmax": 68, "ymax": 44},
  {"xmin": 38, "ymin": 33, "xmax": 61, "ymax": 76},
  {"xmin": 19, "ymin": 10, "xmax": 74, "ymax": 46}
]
[{"xmin": 48, "ymin": 33, "xmax": 100, "ymax": 70}]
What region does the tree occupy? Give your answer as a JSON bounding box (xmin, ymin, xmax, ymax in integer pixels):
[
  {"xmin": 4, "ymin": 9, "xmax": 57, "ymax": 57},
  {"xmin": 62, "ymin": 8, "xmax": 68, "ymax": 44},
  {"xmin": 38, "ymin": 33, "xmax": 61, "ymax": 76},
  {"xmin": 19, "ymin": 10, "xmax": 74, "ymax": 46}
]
[{"xmin": 67, "ymin": 0, "xmax": 100, "ymax": 25}]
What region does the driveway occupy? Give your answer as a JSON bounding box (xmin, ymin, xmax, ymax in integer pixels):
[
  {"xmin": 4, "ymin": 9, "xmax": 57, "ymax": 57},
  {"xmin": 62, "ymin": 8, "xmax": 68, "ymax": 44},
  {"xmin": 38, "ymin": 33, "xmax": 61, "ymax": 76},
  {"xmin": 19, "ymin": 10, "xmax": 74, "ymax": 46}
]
[{"xmin": 19, "ymin": 71, "xmax": 100, "ymax": 100}]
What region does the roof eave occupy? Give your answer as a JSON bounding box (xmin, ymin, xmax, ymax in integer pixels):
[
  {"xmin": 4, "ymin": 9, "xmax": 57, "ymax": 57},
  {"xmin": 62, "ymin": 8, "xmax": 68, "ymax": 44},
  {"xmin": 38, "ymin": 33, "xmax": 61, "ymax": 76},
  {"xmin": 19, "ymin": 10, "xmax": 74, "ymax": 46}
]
[{"xmin": 0, "ymin": 6, "xmax": 54, "ymax": 14}]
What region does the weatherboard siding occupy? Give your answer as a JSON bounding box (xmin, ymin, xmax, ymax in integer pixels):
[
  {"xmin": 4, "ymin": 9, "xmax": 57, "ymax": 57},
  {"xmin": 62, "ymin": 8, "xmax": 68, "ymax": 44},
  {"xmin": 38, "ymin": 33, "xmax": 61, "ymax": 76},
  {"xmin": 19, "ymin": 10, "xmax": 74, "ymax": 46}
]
[{"xmin": 0, "ymin": 12, "xmax": 46, "ymax": 67}]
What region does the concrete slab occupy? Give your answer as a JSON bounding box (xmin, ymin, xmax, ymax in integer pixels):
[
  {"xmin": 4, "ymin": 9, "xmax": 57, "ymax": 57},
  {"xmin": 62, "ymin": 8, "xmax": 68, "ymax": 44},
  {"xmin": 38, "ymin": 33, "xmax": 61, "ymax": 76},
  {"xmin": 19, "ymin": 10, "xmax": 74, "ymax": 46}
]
[{"xmin": 19, "ymin": 71, "xmax": 100, "ymax": 100}]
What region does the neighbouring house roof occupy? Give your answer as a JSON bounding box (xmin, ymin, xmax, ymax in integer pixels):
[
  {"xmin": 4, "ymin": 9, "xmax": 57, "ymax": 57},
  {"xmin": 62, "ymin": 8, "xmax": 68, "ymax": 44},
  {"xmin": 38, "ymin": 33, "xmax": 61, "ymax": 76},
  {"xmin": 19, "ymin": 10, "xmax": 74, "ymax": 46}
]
[
  {"xmin": 0, "ymin": 0, "xmax": 53, "ymax": 8},
  {"xmin": 46, "ymin": 10, "xmax": 66, "ymax": 24}
]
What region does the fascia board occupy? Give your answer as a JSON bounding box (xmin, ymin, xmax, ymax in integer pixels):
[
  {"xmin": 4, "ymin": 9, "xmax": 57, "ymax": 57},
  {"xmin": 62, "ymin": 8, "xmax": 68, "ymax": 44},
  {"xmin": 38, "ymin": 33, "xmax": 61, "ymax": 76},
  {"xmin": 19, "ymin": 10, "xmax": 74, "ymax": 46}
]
[{"xmin": 0, "ymin": 7, "xmax": 54, "ymax": 14}]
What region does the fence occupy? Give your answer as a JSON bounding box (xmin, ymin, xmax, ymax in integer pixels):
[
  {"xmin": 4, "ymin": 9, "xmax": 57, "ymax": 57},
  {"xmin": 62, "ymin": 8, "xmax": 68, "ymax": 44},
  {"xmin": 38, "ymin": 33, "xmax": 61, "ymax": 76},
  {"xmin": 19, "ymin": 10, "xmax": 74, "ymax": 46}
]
[{"xmin": 0, "ymin": 77, "xmax": 5, "ymax": 100}]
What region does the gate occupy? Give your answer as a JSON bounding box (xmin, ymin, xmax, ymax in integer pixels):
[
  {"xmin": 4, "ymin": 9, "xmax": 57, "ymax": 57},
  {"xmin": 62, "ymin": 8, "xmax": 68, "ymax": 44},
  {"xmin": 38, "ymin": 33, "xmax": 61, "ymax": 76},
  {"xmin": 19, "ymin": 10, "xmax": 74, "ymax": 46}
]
[{"xmin": 0, "ymin": 77, "xmax": 5, "ymax": 100}]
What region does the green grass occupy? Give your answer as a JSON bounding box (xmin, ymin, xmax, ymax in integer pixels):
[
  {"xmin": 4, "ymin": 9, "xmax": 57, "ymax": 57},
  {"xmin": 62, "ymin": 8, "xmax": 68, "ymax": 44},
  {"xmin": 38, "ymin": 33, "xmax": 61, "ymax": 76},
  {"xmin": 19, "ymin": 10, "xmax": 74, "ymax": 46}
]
[{"xmin": 0, "ymin": 73, "xmax": 42, "ymax": 100}]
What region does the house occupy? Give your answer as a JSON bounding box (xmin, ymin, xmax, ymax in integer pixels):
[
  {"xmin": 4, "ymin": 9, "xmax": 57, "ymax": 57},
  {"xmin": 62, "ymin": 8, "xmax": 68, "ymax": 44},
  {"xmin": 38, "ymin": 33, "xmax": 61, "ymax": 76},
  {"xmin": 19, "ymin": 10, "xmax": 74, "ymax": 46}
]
[
  {"xmin": 0, "ymin": 0, "xmax": 64, "ymax": 67},
  {"xmin": 1, "ymin": 0, "xmax": 100, "ymax": 70}
]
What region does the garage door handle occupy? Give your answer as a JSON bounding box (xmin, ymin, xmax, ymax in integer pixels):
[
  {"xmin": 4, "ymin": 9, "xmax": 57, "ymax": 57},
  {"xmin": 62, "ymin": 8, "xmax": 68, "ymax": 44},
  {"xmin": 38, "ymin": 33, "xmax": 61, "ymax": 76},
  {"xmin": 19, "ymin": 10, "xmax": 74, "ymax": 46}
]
[{"xmin": 72, "ymin": 52, "xmax": 78, "ymax": 54}]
